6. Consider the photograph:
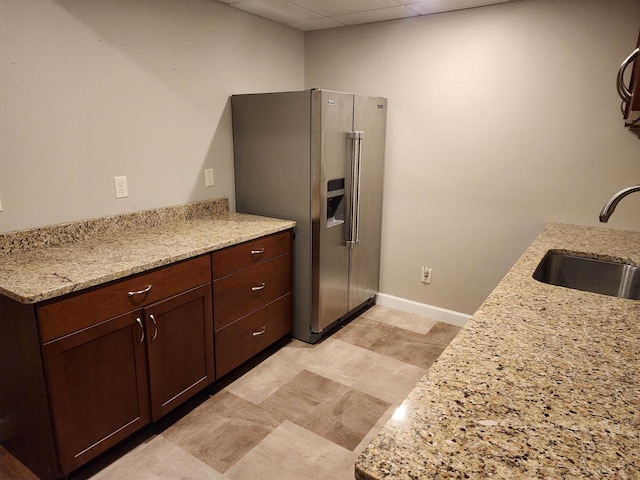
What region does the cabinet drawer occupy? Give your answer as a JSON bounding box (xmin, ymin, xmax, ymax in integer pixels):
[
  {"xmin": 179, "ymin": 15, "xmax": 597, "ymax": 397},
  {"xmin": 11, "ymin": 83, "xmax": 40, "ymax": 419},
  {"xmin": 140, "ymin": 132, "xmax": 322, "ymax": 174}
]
[
  {"xmin": 215, "ymin": 293, "xmax": 292, "ymax": 378},
  {"xmin": 212, "ymin": 230, "xmax": 292, "ymax": 280},
  {"xmin": 38, "ymin": 255, "xmax": 211, "ymax": 343},
  {"xmin": 213, "ymin": 253, "xmax": 292, "ymax": 330}
]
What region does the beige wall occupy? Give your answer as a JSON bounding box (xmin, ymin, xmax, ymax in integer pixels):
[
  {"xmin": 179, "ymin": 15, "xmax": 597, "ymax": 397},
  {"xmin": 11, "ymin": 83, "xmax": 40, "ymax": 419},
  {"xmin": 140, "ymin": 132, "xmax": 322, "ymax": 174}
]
[
  {"xmin": 3, "ymin": 0, "xmax": 640, "ymax": 316},
  {"xmin": 0, "ymin": 0, "xmax": 304, "ymax": 232},
  {"xmin": 305, "ymin": 0, "xmax": 640, "ymax": 314}
]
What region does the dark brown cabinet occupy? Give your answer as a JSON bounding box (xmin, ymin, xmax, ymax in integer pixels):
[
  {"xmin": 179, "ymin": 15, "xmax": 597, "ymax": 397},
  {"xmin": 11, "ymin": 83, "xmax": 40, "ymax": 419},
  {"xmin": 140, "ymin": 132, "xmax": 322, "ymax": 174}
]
[
  {"xmin": 36, "ymin": 254, "xmax": 213, "ymax": 476},
  {"xmin": 42, "ymin": 310, "xmax": 150, "ymax": 474},
  {"xmin": 0, "ymin": 229, "xmax": 293, "ymax": 480},
  {"xmin": 145, "ymin": 284, "xmax": 213, "ymax": 420},
  {"xmin": 213, "ymin": 230, "xmax": 293, "ymax": 378}
]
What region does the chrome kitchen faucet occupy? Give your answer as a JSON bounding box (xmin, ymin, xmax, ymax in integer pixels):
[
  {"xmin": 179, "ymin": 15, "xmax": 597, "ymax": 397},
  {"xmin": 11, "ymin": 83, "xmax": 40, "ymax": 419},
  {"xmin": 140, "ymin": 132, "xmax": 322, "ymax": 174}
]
[{"xmin": 599, "ymin": 185, "xmax": 640, "ymax": 222}]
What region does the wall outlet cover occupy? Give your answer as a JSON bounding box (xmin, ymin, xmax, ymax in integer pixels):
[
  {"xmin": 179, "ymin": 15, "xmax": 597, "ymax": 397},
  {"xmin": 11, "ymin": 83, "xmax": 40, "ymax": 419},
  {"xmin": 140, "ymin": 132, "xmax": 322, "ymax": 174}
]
[{"xmin": 114, "ymin": 176, "xmax": 128, "ymax": 198}]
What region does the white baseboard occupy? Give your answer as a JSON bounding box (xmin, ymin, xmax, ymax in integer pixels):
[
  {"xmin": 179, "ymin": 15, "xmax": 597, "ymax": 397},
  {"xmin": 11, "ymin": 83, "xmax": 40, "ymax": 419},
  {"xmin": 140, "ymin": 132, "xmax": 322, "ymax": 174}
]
[{"xmin": 376, "ymin": 293, "xmax": 471, "ymax": 327}]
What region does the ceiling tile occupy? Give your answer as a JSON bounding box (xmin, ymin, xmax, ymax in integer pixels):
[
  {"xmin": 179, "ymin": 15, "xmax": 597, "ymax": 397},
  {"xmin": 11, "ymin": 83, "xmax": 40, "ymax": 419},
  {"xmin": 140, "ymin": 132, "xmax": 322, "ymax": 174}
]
[
  {"xmin": 283, "ymin": 0, "xmax": 400, "ymax": 16},
  {"xmin": 286, "ymin": 16, "xmax": 346, "ymax": 31},
  {"xmin": 404, "ymin": 0, "xmax": 509, "ymax": 15},
  {"xmin": 215, "ymin": 0, "xmax": 523, "ymax": 31},
  {"xmin": 331, "ymin": 5, "xmax": 419, "ymax": 26},
  {"xmin": 232, "ymin": 0, "xmax": 320, "ymax": 23}
]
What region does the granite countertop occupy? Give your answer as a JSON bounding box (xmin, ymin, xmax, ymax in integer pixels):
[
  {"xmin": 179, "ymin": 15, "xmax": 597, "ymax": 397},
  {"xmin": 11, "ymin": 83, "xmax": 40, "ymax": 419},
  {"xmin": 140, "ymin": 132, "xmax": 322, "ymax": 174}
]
[
  {"xmin": 356, "ymin": 222, "xmax": 640, "ymax": 479},
  {"xmin": 0, "ymin": 199, "xmax": 295, "ymax": 304}
]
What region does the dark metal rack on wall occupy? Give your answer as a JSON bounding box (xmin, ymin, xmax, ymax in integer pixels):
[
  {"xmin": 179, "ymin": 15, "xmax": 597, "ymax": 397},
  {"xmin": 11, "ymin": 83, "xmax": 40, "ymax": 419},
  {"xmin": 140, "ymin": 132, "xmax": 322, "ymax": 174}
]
[{"xmin": 617, "ymin": 29, "xmax": 640, "ymax": 138}]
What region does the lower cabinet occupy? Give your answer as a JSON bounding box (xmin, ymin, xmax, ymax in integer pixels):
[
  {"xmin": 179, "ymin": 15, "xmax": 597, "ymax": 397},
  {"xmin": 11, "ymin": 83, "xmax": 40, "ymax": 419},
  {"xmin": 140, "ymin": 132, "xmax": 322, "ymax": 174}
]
[
  {"xmin": 37, "ymin": 255, "xmax": 214, "ymax": 477},
  {"xmin": 212, "ymin": 230, "xmax": 294, "ymax": 378},
  {"xmin": 145, "ymin": 284, "xmax": 214, "ymax": 420},
  {"xmin": 0, "ymin": 230, "xmax": 293, "ymax": 480},
  {"xmin": 42, "ymin": 311, "xmax": 151, "ymax": 474}
]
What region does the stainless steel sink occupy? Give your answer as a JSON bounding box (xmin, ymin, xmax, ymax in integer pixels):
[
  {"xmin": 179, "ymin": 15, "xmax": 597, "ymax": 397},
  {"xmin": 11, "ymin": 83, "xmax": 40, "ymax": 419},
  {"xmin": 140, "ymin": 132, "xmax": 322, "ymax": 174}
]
[{"xmin": 533, "ymin": 251, "xmax": 640, "ymax": 300}]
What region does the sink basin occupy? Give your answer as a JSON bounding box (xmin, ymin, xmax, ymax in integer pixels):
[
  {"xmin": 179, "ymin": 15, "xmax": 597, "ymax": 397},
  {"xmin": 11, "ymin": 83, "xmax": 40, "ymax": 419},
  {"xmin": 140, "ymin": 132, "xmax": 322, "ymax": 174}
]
[{"xmin": 533, "ymin": 251, "xmax": 640, "ymax": 300}]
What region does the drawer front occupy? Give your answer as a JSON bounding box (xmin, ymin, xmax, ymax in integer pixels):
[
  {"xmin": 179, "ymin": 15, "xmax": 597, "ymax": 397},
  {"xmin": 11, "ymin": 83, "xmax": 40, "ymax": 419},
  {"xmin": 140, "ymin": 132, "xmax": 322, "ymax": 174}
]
[
  {"xmin": 212, "ymin": 230, "xmax": 292, "ymax": 280},
  {"xmin": 213, "ymin": 253, "xmax": 292, "ymax": 330},
  {"xmin": 38, "ymin": 255, "xmax": 211, "ymax": 343},
  {"xmin": 215, "ymin": 293, "xmax": 292, "ymax": 378}
]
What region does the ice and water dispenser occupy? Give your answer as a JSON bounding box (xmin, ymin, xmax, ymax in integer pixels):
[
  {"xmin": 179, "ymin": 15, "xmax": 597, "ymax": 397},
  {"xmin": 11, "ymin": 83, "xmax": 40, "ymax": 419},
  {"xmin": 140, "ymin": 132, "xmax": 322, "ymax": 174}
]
[{"xmin": 326, "ymin": 178, "xmax": 345, "ymax": 228}]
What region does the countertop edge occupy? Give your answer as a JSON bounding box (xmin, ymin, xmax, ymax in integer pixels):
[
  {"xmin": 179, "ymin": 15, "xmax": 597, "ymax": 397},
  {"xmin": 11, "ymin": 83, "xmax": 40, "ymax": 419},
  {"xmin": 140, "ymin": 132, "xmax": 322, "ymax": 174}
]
[{"xmin": 0, "ymin": 212, "xmax": 295, "ymax": 305}]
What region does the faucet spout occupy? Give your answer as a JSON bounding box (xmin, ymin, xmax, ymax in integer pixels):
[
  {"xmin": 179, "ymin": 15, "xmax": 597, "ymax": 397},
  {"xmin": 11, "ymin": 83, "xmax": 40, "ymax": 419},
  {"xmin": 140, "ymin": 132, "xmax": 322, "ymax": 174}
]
[{"xmin": 599, "ymin": 185, "xmax": 640, "ymax": 222}]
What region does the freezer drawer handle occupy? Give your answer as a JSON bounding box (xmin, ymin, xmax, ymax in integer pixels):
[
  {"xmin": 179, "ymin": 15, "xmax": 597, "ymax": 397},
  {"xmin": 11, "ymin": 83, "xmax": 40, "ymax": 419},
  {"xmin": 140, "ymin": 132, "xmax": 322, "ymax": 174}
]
[
  {"xmin": 251, "ymin": 248, "xmax": 265, "ymax": 255},
  {"xmin": 252, "ymin": 327, "xmax": 266, "ymax": 336},
  {"xmin": 251, "ymin": 283, "xmax": 266, "ymax": 291}
]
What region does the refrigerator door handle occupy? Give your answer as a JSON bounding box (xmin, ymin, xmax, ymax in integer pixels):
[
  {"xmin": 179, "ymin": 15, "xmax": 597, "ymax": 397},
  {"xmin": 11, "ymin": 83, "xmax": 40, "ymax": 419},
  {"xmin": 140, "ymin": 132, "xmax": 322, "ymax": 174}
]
[{"xmin": 347, "ymin": 131, "xmax": 364, "ymax": 248}]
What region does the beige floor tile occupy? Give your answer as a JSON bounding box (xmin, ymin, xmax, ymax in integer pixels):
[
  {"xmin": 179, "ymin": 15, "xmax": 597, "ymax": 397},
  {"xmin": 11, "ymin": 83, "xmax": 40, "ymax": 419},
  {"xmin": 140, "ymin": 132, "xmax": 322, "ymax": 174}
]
[
  {"xmin": 424, "ymin": 321, "xmax": 463, "ymax": 345},
  {"xmin": 333, "ymin": 317, "xmax": 460, "ymax": 368},
  {"xmin": 360, "ymin": 304, "xmax": 438, "ymax": 334},
  {"xmin": 224, "ymin": 421, "xmax": 355, "ymax": 480},
  {"xmin": 162, "ymin": 390, "xmax": 280, "ymax": 473},
  {"xmin": 351, "ymin": 403, "xmax": 397, "ymax": 457},
  {"xmin": 260, "ymin": 370, "xmax": 390, "ymax": 451},
  {"xmin": 88, "ymin": 435, "xmax": 222, "ymax": 480},
  {"xmin": 297, "ymin": 338, "xmax": 427, "ymax": 405},
  {"xmin": 225, "ymin": 343, "xmax": 305, "ymax": 404},
  {"xmin": 263, "ymin": 335, "xmax": 425, "ymax": 402}
]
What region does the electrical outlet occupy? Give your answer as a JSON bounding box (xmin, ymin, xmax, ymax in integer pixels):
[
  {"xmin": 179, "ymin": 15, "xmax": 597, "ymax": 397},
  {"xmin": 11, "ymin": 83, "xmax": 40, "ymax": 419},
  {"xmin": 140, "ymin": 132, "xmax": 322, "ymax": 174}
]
[
  {"xmin": 205, "ymin": 168, "xmax": 215, "ymax": 187},
  {"xmin": 421, "ymin": 265, "xmax": 432, "ymax": 284},
  {"xmin": 114, "ymin": 176, "xmax": 128, "ymax": 198}
]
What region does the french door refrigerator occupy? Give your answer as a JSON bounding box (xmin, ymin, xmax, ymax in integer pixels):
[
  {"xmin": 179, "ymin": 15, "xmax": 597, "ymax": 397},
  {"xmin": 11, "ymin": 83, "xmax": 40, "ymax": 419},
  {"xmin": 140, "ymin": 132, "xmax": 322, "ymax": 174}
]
[{"xmin": 232, "ymin": 89, "xmax": 386, "ymax": 343}]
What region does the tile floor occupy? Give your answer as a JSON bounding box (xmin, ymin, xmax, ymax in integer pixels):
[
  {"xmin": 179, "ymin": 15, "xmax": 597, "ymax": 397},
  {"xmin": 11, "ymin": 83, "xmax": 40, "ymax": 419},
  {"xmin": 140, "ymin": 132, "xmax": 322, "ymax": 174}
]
[{"xmin": 1, "ymin": 305, "xmax": 461, "ymax": 480}]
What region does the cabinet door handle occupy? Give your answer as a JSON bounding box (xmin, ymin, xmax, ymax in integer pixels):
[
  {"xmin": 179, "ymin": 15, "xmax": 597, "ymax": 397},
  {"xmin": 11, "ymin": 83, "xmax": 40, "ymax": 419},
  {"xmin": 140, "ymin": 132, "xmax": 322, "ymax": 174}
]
[
  {"xmin": 251, "ymin": 283, "xmax": 266, "ymax": 291},
  {"xmin": 251, "ymin": 248, "xmax": 265, "ymax": 255},
  {"xmin": 135, "ymin": 317, "xmax": 145, "ymax": 343},
  {"xmin": 149, "ymin": 314, "xmax": 158, "ymax": 340},
  {"xmin": 128, "ymin": 285, "xmax": 153, "ymax": 297},
  {"xmin": 252, "ymin": 327, "xmax": 266, "ymax": 336}
]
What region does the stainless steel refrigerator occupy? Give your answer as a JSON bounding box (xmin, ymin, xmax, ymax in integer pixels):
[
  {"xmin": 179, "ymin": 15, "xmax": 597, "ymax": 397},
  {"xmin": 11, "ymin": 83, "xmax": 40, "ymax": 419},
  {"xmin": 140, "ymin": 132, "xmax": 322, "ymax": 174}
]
[{"xmin": 231, "ymin": 89, "xmax": 386, "ymax": 343}]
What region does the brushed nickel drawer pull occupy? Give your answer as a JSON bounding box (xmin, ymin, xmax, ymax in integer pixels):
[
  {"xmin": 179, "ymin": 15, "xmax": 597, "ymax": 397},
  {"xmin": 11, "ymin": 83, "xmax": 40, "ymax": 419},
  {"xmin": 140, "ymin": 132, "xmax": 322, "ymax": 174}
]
[
  {"xmin": 135, "ymin": 317, "xmax": 145, "ymax": 343},
  {"xmin": 128, "ymin": 285, "xmax": 153, "ymax": 297},
  {"xmin": 149, "ymin": 314, "xmax": 158, "ymax": 340},
  {"xmin": 251, "ymin": 248, "xmax": 265, "ymax": 255},
  {"xmin": 251, "ymin": 283, "xmax": 266, "ymax": 291},
  {"xmin": 252, "ymin": 327, "xmax": 266, "ymax": 336}
]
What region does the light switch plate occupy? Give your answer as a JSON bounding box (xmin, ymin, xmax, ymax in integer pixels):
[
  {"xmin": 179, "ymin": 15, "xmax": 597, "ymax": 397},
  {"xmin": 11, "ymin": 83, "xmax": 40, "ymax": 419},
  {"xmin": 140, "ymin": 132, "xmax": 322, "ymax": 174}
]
[{"xmin": 205, "ymin": 169, "xmax": 215, "ymax": 187}]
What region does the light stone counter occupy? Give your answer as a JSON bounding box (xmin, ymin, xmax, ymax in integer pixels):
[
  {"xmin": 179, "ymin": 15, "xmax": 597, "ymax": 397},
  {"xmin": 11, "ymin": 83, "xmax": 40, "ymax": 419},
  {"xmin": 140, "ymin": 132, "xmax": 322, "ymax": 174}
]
[
  {"xmin": 0, "ymin": 198, "xmax": 295, "ymax": 304},
  {"xmin": 356, "ymin": 222, "xmax": 640, "ymax": 479}
]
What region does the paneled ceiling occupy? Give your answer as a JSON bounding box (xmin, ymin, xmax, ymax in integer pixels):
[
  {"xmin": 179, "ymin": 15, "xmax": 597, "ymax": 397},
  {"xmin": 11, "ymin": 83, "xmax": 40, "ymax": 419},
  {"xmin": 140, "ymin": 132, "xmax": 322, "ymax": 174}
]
[{"xmin": 216, "ymin": 0, "xmax": 521, "ymax": 31}]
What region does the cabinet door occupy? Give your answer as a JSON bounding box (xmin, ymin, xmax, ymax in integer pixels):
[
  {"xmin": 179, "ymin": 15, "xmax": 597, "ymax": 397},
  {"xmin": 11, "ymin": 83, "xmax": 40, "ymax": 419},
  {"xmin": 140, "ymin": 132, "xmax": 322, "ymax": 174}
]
[
  {"xmin": 42, "ymin": 310, "xmax": 150, "ymax": 475},
  {"xmin": 145, "ymin": 284, "xmax": 214, "ymax": 421}
]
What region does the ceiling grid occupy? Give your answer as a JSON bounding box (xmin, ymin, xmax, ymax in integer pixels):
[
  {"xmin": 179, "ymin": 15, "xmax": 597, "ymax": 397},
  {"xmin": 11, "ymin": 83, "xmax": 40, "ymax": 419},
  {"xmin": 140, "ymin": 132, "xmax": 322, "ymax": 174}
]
[{"xmin": 216, "ymin": 0, "xmax": 520, "ymax": 31}]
